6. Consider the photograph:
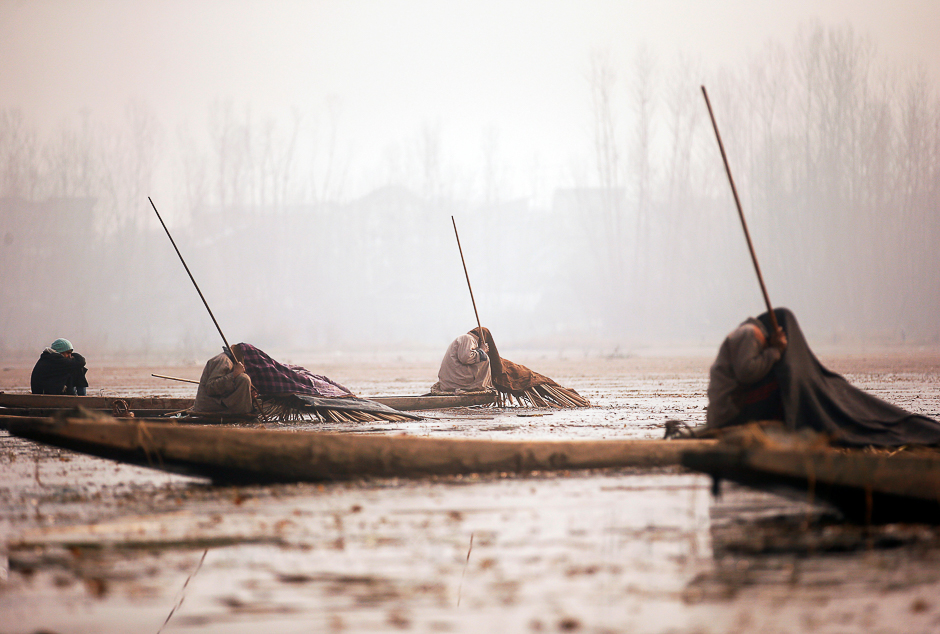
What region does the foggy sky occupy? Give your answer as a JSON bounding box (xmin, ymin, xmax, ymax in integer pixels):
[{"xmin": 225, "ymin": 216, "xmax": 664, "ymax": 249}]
[
  {"xmin": 2, "ymin": 1, "xmax": 940, "ymax": 361},
  {"xmin": 2, "ymin": 0, "xmax": 939, "ymax": 195}
]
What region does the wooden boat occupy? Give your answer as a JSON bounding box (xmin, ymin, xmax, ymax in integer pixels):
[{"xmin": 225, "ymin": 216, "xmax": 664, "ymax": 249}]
[
  {"xmin": 5, "ymin": 415, "xmax": 717, "ymax": 483},
  {"xmin": 367, "ymin": 392, "xmax": 496, "ymax": 411},
  {"xmin": 0, "ymin": 391, "xmax": 496, "ymax": 417},
  {"xmin": 681, "ymin": 440, "xmax": 940, "ymax": 524},
  {"xmin": 0, "ymin": 393, "xmax": 193, "ymax": 417}
]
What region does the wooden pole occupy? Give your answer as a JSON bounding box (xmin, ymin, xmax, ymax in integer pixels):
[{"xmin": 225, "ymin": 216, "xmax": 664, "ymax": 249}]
[
  {"xmin": 451, "ymin": 216, "xmax": 483, "ymax": 335},
  {"xmin": 700, "ymin": 86, "xmax": 779, "ymax": 333},
  {"xmin": 152, "ymin": 374, "xmax": 200, "ymax": 385},
  {"xmin": 148, "ymin": 197, "xmax": 241, "ymax": 361}
]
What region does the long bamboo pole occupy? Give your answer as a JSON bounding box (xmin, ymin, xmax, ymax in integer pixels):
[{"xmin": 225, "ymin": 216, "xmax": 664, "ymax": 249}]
[
  {"xmin": 148, "ymin": 197, "xmax": 241, "ymax": 360},
  {"xmin": 451, "ymin": 216, "xmax": 483, "ymax": 335},
  {"xmin": 700, "ymin": 86, "xmax": 779, "ymax": 333},
  {"xmin": 152, "ymin": 374, "xmax": 200, "ymax": 385}
]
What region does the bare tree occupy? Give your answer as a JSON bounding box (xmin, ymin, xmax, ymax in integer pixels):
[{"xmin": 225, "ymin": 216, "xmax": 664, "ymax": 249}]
[
  {"xmin": 662, "ymin": 54, "xmax": 703, "ymax": 217},
  {"xmin": 0, "ymin": 109, "xmax": 40, "ymax": 199},
  {"xmin": 792, "ymin": 22, "xmax": 826, "ymax": 201},
  {"xmin": 588, "ymin": 49, "xmax": 626, "ymax": 279},
  {"xmin": 898, "ymin": 69, "xmax": 932, "ymax": 218},
  {"xmin": 210, "ymin": 99, "xmax": 250, "ymax": 209},
  {"xmin": 310, "ymin": 96, "xmax": 349, "ymax": 204},
  {"xmin": 42, "ymin": 109, "xmax": 98, "ymax": 199},
  {"xmin": 480, "ymin": 124, "xmax": 504, "ymax": 206},
  {"xmin": 176, "ymin": 122, "xmax": 209, "ymax": 215},
  {"xmin": 629, "ymin": 44, "xmax": 657, "ymax": 293},
  {"xmin": 275, "ymin": 108, "xmax": 302, "ymax": 209},
  {"xmin": 416, "ymin": 121, "xmax": 443, "ymax": 201}
]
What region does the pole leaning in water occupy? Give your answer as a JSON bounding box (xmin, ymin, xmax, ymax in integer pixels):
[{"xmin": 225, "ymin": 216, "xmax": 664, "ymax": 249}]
[
  {"xmin": 148, "ymin": 197, "xmax": 238, "ymax": 358},
  {"xmin": 451, "ymin": 216, "xmax": 483, "ymax": 334},
  {"xmin": 700, "ymin": 86, "xmax": 779, "ymax": 332}
]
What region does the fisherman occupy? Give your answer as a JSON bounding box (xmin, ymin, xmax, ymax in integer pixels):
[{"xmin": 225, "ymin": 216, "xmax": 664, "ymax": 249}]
[
  {"xmin": 430, "ymin": 327, "xmax": 589, "ymax": 407},
  {"xmin": 706, "ymin": 314, "xmax": 788, "ymax": 429},
  {"xmin": 193, "ymin": 344, "xmax": 256, "ymax": 415},
  {"xmin": 430, "ymin": 328, "xmax": 493, "ymax": 394},
  {"xmin": 30, "ymin": 338, "xmax": 89, "ymax": 395},
  {"xmin": 702, "ymin": 308, "xmax": 940, "ymax": 446}
]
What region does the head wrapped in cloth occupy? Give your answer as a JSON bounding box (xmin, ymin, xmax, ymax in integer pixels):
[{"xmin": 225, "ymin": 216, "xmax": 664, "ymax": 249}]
[{"xmin": 51, "ymin": 338, "xmax": 73, "ymax": 354}]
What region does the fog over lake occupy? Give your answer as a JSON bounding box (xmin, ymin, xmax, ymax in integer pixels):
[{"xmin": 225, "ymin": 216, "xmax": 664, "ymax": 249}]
[{"xmin": 2, "ymin": 1, "xmax": 939, "ymax": 360}]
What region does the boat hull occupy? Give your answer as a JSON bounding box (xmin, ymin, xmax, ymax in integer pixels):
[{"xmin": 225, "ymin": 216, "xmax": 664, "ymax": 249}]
[
  {"xmin": 0, "ymin": 391, "xmax": 496, "ymax": 417},
  {"xmin": 682, "ymin": 445, "xmax": 940, "ymax": 524},
  {"xmin": 6, "ymin": 415, "xmax": 716, "ymax": 483}
]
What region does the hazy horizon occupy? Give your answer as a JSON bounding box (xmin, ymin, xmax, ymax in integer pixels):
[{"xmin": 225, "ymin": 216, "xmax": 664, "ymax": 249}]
[
  {"xmin": 3, "ymin": 1, "xmax": 939, "ymax": 199},
  {"xmin": 2, "ymin": 1, "xmax": 939, "ymax": 360}
]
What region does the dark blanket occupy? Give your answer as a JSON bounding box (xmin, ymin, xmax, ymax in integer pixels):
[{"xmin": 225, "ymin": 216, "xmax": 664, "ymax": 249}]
[
  {"xmin": 30, "ymin": 350, "xmax": 88, "ymax": 395},
  {"xmin": 237, "ymin": 343, "xmax": 354, "ymax": 398},
  {"xmin": 757, "ymin": 308, "xmax": 940, "ymax": 447}
]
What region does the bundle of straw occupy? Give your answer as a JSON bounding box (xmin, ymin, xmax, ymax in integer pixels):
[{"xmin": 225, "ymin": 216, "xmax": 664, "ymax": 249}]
[
  {"xmin": 495, "ymin": 384, "xmax": 590, "ymax": 409},
  {"xmin": 260, "ymin": 394, "xmax": 418, "ymax": 423}
]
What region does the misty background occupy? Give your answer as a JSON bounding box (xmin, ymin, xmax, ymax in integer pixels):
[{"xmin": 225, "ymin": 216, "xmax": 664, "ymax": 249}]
[{"xmin": 2, "ymin": 2, "xmax": 939, "ymax": 362}]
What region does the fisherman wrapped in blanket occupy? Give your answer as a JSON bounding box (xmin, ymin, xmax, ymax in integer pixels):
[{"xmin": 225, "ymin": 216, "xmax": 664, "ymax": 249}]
[
  {"xmin": 30, "ymin": 338, "xmax": 89, "ymax": 395},
  {"xmin": 431, "ymin": 327, "xmax": 590, "ymax": 407},
  {"xmin": 193, "ymin": 343, "xmax": 355, "ymax": 416},
  {"xmin": 431, "ymin": 329, "xmax": 494, "ymax": 394},
  {"xmin": 705, "ymin": 308, "xmax": 940, "ymax": 447},
  {"xmin": 706, "ymin": 315, "xmax": 787, "ymax": 429},
  {"xmin": 193, "ymin": 344, "xmax": 255, "ymax": 415}
]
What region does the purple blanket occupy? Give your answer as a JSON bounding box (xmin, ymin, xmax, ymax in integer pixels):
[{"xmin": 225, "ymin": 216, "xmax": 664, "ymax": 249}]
[{"xmin": 238, "ymin": 343, "xmax": 353, "ymax": 398}]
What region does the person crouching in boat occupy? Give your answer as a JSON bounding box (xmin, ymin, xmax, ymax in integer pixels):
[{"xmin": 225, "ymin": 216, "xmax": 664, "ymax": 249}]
[
  {"xmin": 706, "ymin": 315, "xmax": 788, "ymax": 429},
  {"xmin": 702, "ymin": 308, "xmax": 940, "ymax": 446},
  {"xmin": 30, "ymin": 338, "xmax": 89, "ymax": 395},
  {"xmin": 430, "ymin": 329, "xmax": 494, "ymax": 394},
  {"xmin": 193, "ymin": 344, "xmax": 255, "ymax": 415}
]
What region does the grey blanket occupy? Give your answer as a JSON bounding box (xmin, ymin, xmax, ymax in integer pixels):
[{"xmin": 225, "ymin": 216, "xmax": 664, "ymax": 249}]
[{"xmin": 759, "ymin": 308, "xmax": 940, "ymax": 447}]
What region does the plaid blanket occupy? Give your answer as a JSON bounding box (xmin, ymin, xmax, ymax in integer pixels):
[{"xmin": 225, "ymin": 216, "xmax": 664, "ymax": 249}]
[{"xmin": 237, "ymin": 343, "xmax": 353, "ymax": 398}]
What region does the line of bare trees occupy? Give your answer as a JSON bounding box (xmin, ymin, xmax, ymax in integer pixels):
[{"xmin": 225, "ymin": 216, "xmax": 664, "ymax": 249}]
[
  {"xmin": 1, "ymin": 22, "xmax": 939, "ymax": 355},
  {"xmin": 581, "ymin": 22, "xmax": 940, "ymax": 345}
]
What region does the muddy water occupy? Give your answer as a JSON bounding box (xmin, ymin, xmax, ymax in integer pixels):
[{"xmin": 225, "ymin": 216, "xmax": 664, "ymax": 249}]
[{"xmin": 2, "ymin": 350, "xmax": 940, "ymax": 633}]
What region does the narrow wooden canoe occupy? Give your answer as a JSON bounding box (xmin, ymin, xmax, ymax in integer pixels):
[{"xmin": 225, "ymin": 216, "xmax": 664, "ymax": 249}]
[
  {"xmin": 0, "ymin": 393, "xmax": 193, "ymax": 410},
  {"xmin": 682, "ymin": 444, "xmax": 940, "ymax": 524},
  {"xmin": 6, "ymin": 415, "xmax": 717, "ymax": 483},
  {"xmin": 0, "ymin": 391, "xmax": 496, "ymax": 416},
  {"xmin": 0, "ymin": 393, "xmax": 193, "ymax": 418},
  {"xmin": 367, "ymin": 392, "xmax": 496, "ymax": 411}
]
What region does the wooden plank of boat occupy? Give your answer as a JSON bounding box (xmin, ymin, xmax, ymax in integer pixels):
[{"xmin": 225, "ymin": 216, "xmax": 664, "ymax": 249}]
[
  {"xmin": 0, "ymin": 413, "xmax": 251, "ymax": 431},
  {"xmin": 6, "ymin": 415, "xmax": 717, "ymax": 483},
  {"xmin": 0, "ymin": 410, "xmax": 186, "ymax": 427},
  {"xmin": 368, "ymin": 392, "xmax": 496, "ymax": 411},
  {"xmin": 0, "ymin": 391, "xmax": 495, "ymax": 414},
  {"xmin": 681, "ymin": 444, "xmax": 940, "ymax": 524},
  {"xmin": 0, "ymin": 393, "xmax": 193, "ymax": 411}
]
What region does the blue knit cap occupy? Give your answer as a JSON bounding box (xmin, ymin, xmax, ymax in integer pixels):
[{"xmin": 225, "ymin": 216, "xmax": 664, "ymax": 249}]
[{"xmin": 51, "ymin": 338, "xmax": 73, "ymax": 353}]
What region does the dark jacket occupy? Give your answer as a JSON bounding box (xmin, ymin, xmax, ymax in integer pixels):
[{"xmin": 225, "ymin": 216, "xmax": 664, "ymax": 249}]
[
  {"xmin": 30, "ymin": 349, "xmax": 89, "ymax": 394},
  {"xmin": 706, "ymin": 317, "xmax": 782, "ymax": 428}
]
